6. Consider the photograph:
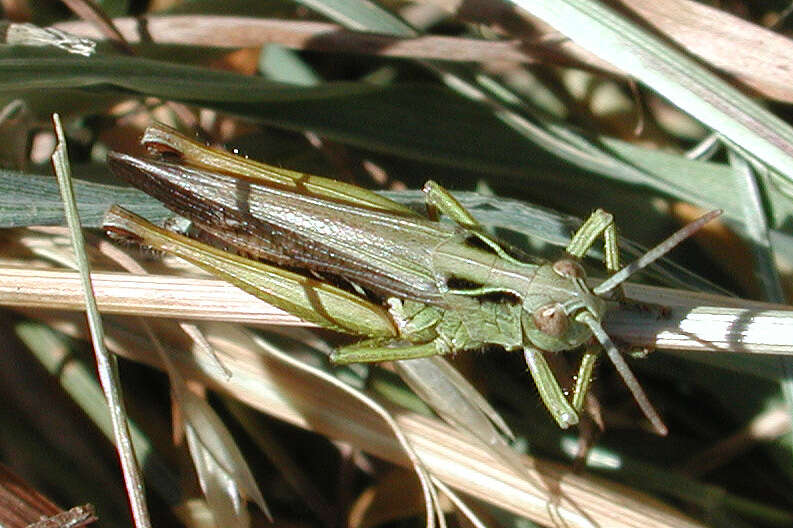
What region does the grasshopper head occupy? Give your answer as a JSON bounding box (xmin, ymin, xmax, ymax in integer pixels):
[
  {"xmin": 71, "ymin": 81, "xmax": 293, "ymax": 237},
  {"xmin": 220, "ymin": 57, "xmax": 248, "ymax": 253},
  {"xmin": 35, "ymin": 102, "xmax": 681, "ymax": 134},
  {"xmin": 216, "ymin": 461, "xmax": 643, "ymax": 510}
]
[
  {"xmin": 520, "ymin": 209, "xmax": 721, "ymax": 435},
  {"xmin": 520, "ymin": 258, "xmax": 606, "ymax": 352}
]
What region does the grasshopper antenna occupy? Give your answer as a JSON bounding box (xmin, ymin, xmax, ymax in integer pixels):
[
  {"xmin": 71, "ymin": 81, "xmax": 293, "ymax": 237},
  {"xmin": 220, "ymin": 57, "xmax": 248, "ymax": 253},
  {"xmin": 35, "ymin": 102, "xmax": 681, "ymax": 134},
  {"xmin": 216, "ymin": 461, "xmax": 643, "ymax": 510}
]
[
  {"xmin": 593, "ymin": 209, "xmax": 722, "ymax": 296},
  {"xmin": 577, "ymin": 311, "xmax": 668, "ymax": 435}
]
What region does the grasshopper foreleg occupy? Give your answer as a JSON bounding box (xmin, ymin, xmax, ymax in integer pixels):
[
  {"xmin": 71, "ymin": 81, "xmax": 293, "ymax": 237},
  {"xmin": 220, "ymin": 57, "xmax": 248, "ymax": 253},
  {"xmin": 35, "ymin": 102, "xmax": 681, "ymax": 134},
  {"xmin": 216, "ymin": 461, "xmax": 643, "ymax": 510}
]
[
  {"xmin": 523, "ymin": 347, "xmax": 579, "ymax": 429},
  {"xmin": 571, "ymin": 346, "xmax": 599, "ymax": 413},
  {"xmin": 565, "ymin": 210, "xmax": 666, "ymax": 429}
]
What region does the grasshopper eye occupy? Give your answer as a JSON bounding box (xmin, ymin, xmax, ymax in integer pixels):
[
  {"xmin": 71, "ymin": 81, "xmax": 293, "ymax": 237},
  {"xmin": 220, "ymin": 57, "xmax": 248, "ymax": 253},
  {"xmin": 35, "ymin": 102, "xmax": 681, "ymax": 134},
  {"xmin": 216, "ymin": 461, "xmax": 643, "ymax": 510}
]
[
  {"xmin": 553, "ymin": 259, "xmax": 585, "ymax": 278},
  {"xmin": 532, "ymin": 303, "xmax": 569, "ymax": 337}
]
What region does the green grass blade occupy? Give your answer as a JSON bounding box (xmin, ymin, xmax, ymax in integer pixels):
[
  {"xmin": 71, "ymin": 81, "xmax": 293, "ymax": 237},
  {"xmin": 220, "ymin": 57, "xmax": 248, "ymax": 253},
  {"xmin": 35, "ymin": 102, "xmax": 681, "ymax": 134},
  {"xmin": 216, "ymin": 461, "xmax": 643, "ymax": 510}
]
[
  {"xmin": 0, "ymin": 48, "xmax": 377, "ymax": 102},
  {"xmin": 510, "ymin": 0, "xmax": 793, "ymax": 184}
]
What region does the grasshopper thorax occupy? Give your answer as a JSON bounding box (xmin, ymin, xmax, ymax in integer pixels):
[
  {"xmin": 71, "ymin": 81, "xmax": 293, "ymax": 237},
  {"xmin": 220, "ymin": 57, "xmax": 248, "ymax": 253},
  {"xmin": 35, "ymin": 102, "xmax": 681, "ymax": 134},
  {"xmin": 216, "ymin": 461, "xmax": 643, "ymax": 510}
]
[{"xmin": 520, "ymin": 258, "xmax": 606, "ymax": 353}]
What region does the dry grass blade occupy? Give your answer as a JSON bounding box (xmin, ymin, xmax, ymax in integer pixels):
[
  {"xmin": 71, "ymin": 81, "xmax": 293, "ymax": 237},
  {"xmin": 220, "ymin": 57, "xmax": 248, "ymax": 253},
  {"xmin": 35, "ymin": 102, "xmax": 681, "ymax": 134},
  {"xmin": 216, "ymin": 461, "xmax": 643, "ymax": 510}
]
[
  {"xmin": 249, "ymin": 333, "xmax": 448, "ymax": 528},
  {"xmin": 146, "ymin": 321, "xmax": 272, "ymax": 527},
  {"xmin": 392, "ymin": 357, "xmax": 526, "ymax": 471},
  {"xmin": 1, "ymin": 22, "xmax": 96, "ymax": 56},
  {"xmin": 55, "ymin": 16, "xmax": 559, "ymax": 65},
  {"xmin": 0, "ymin": 266, "xmax": 300, "ymax": 324},
  {"xmin": 52, "ymin": 5, "xmax": 793, "ymax": 102},
  {"xmin": 50, "ymin": 115, "xmax": 151, "ymax": 528},
  {"xmin": 96, "ymin": 234, "xmax": 272, "ymax": 526},
  {"xmin": 0, "ymin": 463, "xmax": 97, "ymax": 528},
  {"xmin": 2, "ymin": 262, "xmax": 792, "ymax": 356},
  {"xmin": 421, "ymin": 0, "xmax": 793, "ymax": 103},
  {"xmin": 507, "ymin": 0, "xmax": 793, "ymax": 184},
  {"xmin": 622, "ymin": 0, "xmax": 793, "ymax": 103},
  {"xmin": 179, "ymin": 387, "xmax": 270, "ymax": 526},
  {"xmin": 224, "ymin": 402, "xmax": 337, "ymax": 525},
  {"xmin": 58, "ymin": 0, "xmax": 134, "ymax": 54}
]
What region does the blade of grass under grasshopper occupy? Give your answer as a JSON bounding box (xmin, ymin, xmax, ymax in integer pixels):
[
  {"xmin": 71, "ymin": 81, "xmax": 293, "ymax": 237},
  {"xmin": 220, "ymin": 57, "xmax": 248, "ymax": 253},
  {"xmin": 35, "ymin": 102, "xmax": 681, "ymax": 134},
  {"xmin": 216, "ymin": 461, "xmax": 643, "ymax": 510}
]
[
  {"xmin": 176, "ymin": 371, "xmax": 271, "ymax": 526},
  {"xmin": 98, "ymin": 234, "xmax": 271, "ymax": 523},
  {"xmin": 3, "ymin": 264, "xmax": 793, "ymax": 362},
  {"xmin": 509, "ymin": 0, "xmax": 793, "ymax": 186},
  {"xmin": 51, "ymin": 114, "xmax": 152, "ymax": 528},
  {"xmin": 392, "ymin": 357, "xmax": 526, "ymax": 472},
  {"xmin": 223, "ymin": 400, "xmax": 336, "ymax": 525},
  {"xmin": 248, "ymin": 332, "xmax": 446, "ymax": 528}
]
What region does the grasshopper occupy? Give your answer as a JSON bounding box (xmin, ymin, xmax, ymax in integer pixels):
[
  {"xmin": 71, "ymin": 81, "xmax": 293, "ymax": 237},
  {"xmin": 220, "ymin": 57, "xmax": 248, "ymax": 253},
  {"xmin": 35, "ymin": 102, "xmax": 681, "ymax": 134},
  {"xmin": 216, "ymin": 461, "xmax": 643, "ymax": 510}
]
[{"xmin": 103, "ymin": 123, "xmax": 719, "ymax": 434}]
